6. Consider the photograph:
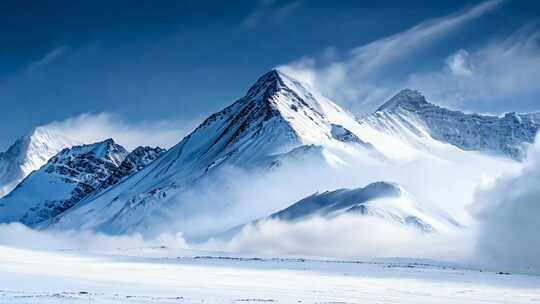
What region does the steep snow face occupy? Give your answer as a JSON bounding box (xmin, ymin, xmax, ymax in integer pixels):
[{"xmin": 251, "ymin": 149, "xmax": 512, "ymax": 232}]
[
  {"xmin": 265, "ymin": 182, "xmax": 450, "ymax": 232},
  {"xmin": 47, "ymin": 70, "xmax": 382, "ymax": 234},
  {"xmin": 0, "ymin": 127, "xmax": 79, "ymax": 197},
  {"xmin": 365, "ymin": 89, "xmax": 540, "ymax": 160},
  {"xmin": 0, "ymin": 139, "xmax": 128, "ymax": 226}
]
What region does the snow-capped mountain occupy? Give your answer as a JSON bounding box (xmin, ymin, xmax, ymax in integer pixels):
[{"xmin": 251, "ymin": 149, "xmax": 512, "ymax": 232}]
[
  {"xmin": 0, "ymin": 127, "xmax": 78, "ymax": 197},
  {"xmin": 45, "ymin": 69, "xmax": 385, "ymax": 234},
  {"xmin": 363, "ymin": 89, "xmax": 540, "ymax": 160},
  {"xmin": 0, "ymin": 139, "xmax": 128, "ymax": 225}
]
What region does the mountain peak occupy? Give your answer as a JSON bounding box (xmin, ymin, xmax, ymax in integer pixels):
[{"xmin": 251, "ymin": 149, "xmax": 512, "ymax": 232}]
[
  {"xmin": 0, "ymin": 127, "xmax": 79, "ymax": 197},
  {"xmin": 377, "ymin": 89, "xmax": 429, "ymax": 112},
  {"xmin": 245, "ymin": 69, "xmax": 287, "ymax": 99},
  {"xmin": 52, "ymin": 138, "xmax": 128, "ymax": 167}
]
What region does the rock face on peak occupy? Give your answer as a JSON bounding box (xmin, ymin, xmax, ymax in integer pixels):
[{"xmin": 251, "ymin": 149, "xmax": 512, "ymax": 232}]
[
  {"xmin": 365, "ymin": 90, "xmax": 540, "ymax": 160},
  {"xmin": 0, "ymin": 127, "xmax": 79, "ymax": 197},
  {"xmin": 0, "ymin": 139, "xmax": 129, "ymax": 225},
  {"xmin": 98, "ymin": 146, "xmax": 166, "ymax": 191}
]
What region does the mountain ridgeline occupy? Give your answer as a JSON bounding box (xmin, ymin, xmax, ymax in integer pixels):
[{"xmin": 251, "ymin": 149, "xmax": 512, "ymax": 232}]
[{"xmin": 0, "ymin": 69, "xmax": 537, "ymax": 237}]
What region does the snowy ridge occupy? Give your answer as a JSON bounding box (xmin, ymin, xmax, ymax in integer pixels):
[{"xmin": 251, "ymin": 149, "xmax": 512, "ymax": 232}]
[
  {"xmin": 0, "ymin": 139, "xmax": 128, "ymax": 225},
  {"xmin": 0, "ymin": 127, "xmax": 79, "ymax": 197},
  {"xmin": 365, "ymin": 89, "xmax": 540, "ymax": 160}
]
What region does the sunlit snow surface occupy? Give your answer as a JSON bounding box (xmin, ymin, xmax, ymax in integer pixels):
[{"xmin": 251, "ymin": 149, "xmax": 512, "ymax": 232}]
[{"xmin": 0, "ymin": 246, "xmax": 539, "ymax": 304}]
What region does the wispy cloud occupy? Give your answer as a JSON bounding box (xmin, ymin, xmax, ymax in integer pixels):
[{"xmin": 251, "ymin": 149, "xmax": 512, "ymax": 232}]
[
  {"xmin": 24, "ymin": 46, "xmax": 69, "ymax": 74},
  {"xmin": 242, "ymin": 1, "xmax": 302, "ymax": 30},
  {"xmin": 278, "ymin": 0, "xmax": 504, "ymax": 114},
  {"xmin": 407, "ymin": 24, "xmax": 540, "ymax": 112},
  {"xmin": 349, "ymin": 0, "xmax": 503, "ymax": 72}
]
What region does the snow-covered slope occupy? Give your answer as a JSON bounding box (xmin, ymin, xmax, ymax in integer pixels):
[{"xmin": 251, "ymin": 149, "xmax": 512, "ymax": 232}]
[
  {"xmin": 0, "ymin": 139, "xmax": 128, "ymax": 226},
  {"xmin": 363, "ymin": 89, "xmax": 540, "ymax": 160},
  {"xmin": 0, "ymin": 127, "xmax": 78, "ymax": 197},
  {"xmin": 46, "ymin": 70, "xmax": 383, "ymax": 234}
]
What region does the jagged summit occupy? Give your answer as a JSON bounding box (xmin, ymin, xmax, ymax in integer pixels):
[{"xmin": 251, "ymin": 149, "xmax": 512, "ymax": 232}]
[
  {"xmin": 366, "ymin": 90, "xmax": 540, "ymax": 160},
  {"xmin": 245, "ymin": 69, "xmax": 285, "ymax": 99},
  {"xmin": 376, "ymin": 89, "xmax": 430, "ymax": 112},
  {"xmin": 51, "ymin": 138, "xmax": 128, "ymax": 167}
]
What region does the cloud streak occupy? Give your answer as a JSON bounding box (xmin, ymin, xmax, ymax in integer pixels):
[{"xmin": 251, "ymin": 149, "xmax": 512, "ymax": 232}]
[
  {"xmin": 349, "ymin": 0, "xmax": 503, "ymax": 71},
  {"xmin": 242, "ymin": 1, "xmax": 302, "ymax": 29},
  {"xmin": 407, "ymin": 24, "xmax": 540, "ymax": 112},
  {"xmin": 24, "ymin": 46, "xmax": 69, "ymax": 74}
]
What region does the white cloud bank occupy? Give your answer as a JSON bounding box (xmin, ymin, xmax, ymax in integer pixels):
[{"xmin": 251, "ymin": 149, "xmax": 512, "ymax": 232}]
[
  {"xmin": 0, "ymin": 222, "xmax": 188, "ymax": 252},
  {"xmin": 471, "ymin": 135, "xmax": 540, "ymax": 268},
  {"xmin": 44, "ymin": 112, "xmax": 196, "ymax": 150},
  {"xmin": 205, "ymin": 215, "xmax": 473, "ymax": 261}
]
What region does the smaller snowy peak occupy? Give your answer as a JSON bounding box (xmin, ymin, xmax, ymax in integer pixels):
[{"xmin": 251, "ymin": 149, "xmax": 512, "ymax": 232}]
[
  {"xmin": 50, "ymin": 138, "xmax": 128, "ymax": 168},
  {"xmin": 270, "ymin": 181, "xmax": 403, "ymax": 222},
  {"xmin": 0, "ymin": 127, "xmax": 78, "ymax": 171},
  {"xmin": 219, "ymin": 181, "xmax": 451, "ymax": 237},
  {"xmin": 0, "ymin": 139, "xmax": 129, "ymax": 225},
  {"xmin": 376, "ymin": 89, "xmax": 430, "ymax": 112},
  {"xmin": 98, "ymin": 146, "xmax": 166, "ymax": 190}
]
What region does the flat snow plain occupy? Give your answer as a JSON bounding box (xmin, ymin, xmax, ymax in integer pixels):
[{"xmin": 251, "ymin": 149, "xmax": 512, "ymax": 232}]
[{"xmin": 0, "ymin": 246, "xmax": 539, "ymax": 304}]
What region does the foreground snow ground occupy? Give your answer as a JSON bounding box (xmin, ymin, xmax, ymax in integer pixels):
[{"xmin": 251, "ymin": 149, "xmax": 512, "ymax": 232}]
[{"xmin": 0, "ymin": 246, "xmax": 539, "ymax": 303}]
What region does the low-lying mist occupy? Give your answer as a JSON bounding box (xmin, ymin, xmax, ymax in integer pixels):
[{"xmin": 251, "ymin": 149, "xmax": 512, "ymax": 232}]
[{"xmin": 0, "ymin": 138, "xmax": 538, "ymax": 270}]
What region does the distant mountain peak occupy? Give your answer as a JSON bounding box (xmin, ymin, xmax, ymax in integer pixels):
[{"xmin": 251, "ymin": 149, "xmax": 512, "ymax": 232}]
[
  {"xmin": 367, "ymin": 90, "xmax": 540, "ymax": 160},
  {"xmin": 0, "ymin": 127, "xmax": 79, "ymax": 197},
  {"xmin": 377, "ymin": 89, "xmax": 429, "ymax": 112}
]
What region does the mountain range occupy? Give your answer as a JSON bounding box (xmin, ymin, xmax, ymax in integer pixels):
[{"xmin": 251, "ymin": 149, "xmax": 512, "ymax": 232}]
[{"xmin": 0, "ymin": 69, "xmax": 537, "ymax": 239}]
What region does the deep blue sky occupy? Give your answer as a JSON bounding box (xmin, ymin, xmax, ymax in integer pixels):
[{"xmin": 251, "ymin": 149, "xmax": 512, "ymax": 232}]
[{"xmin": 0, "ymin": 0, "xmax": 539, "ymax": 149}]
